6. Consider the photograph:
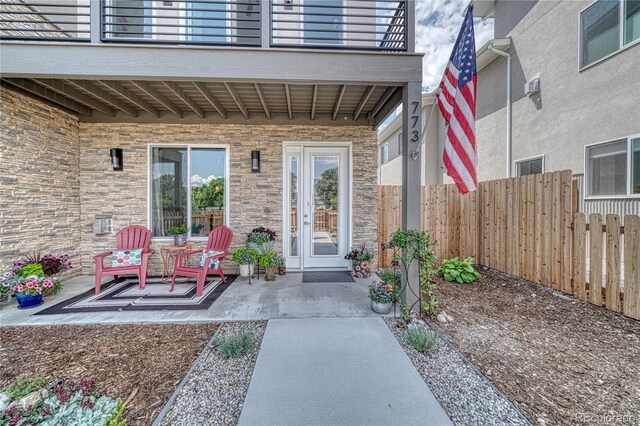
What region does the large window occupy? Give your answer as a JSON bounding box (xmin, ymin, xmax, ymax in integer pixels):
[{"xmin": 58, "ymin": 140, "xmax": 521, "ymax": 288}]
[
  {"xmin": 150, "ymin": 146, "xmax": 228, "ymax": 238},
  {"xmin": 581, "ymin": 0, "xmax": 640, "ymax": 67},
  {"xmin": 516, "ymin": 156, "xmax": 544, "ymax": 177},
  {"xmin": 303, "ymin": 0, "xmax": 344, "ymax": 45},
  {"xmin": 106, "ymin": 0, "xmax": 151, "ymax": 39},
  {"xmin": 187, "ymin": 1, "xmax": 228, "ymax": 43},
  {"xmin": 380, "ymin": 143, "xmax": 389, "ymax": 165},
  {"xmin": 586, "ymin": 136, "xmax": 640, "ymax": 197}
]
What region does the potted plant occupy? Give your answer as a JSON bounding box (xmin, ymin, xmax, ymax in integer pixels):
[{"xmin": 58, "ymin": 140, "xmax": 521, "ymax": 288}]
[
  {"xmin": 167, "ymin": 226, "xmax": 188, "ymax": 246},
  {"xmin": 11, "ymin": 252, "xmax": 71, "ymax": 297},
  {"xmin": 259, "ymin": 252, "xmax": 281, "ymax": 281},
  {"xmin": 232, "ymin": 248, "xmax": 259, "ymax": 277},
  {"xmin": 0, "ymin": 272, "xmax": 15, "ymax": 304},
  {"xmin": 368, "ymin": 281, "xmax": 395, "ymax": 314},
  {"xmin": 247, "ymin": 227, "xmax": 277, "ymax": 255},
  {"xmin": 345, "ymin": 243, "xmax": 375, "ymax": 278},
  {"xmin": 11, "ymin": 276, "xmax": 57, "ymax": 309},
  {"xmin": 278, "ymin": 254, "xmax": 287, "ymax": 275}
]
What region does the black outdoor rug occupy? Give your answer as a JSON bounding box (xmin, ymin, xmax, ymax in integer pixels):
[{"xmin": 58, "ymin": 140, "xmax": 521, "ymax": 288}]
[
  {"xmin": 34, "ymin": 275, "xmax": 236, "ymax": 315},
  {"xmin": 302, "ymin": 271, "xmax": 355, "ymax": 283}
]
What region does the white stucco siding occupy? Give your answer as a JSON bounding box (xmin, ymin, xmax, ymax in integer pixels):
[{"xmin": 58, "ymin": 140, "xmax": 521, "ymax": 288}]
[{"xmin": 476, "ymin": 0, "xmax": 640, "ymax": 181}]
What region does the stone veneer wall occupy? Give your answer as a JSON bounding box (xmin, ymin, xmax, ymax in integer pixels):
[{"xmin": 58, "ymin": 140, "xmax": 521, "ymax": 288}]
[
  {"xmin": 79, "ymin": 123, "xmax": 378, "ymax": 275},
  {"xmin": 0, "ymin": 86, "xmax": 82, "ymax": 276}
]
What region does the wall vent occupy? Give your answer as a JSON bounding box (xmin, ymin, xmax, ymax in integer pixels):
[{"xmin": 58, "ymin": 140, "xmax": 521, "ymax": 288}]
[
  {"xmin": 93, "ymin": 216, "xmax": 113, "ymax": 235},
  {"xmin": 524, "ymin": 78, "xmax": 540, "ymax": 96}
]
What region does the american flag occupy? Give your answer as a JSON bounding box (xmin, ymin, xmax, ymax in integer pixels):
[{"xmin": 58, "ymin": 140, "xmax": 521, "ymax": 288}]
[{"xmin": 437, "ymin": 4, "xmax": 477, "ymax": 194}]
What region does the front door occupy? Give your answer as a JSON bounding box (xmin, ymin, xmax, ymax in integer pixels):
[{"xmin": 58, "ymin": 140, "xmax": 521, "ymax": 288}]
[{"xmin": 284, "ymin": 145, "xmax": 350, "ymax": 269}]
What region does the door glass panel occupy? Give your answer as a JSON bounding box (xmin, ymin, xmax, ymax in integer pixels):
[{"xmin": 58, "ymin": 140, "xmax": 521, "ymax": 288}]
[
  {"xmin": 188, "ymin": 1, "xmax": 227, "ymax": 43},
  {"xmin": 632, "ymin": 138, "xmax": 640, "ymax": 194},
  {"xmin": 312, "ymin": 156, "xmax": 339, "ymax": 256},
  {"xmin": 303, "ymin": 0, "xmax": 343, "ymax": 45},
  {"xmin": 289, "ymin": 155, "xmax": 299, "ymax": 257}
]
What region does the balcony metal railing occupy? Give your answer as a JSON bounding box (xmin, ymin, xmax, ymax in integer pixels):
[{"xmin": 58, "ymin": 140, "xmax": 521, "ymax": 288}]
[
  {"xmin": 0, "ymin": 0, "xmax": 408, "ymax": 52},
  {"xmin": 270, "ymin": 0, "xmax": 407, "ymax": 51},
  {"xmin": 102, "ymin": 0, "xmax": 261, "ymax": 47},
  {"xmin": 0, "ymin": 1, "xmax": 90, "ymax": 41}
]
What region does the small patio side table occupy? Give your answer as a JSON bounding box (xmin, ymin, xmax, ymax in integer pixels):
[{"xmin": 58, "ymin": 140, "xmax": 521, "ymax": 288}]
[{"xmin": 160, "ymin": 244, "xmax": 193, "ymax": 283}]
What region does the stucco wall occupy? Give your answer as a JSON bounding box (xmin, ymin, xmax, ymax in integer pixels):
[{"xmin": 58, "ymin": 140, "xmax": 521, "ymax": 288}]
[
  {"xmin": 377, "ymin": 100, "xmax": 447, "ymax": 186},
  {"xmin": 476, "ymin": 0, "xmax": 640, "ymax": 181},
  {"xmin": 78, "ymin": 123, "xmax": 378, "ymax": 275},
  {"xmin": 0, "ymin": 86, "xmax": 82, "ymax": 275}
]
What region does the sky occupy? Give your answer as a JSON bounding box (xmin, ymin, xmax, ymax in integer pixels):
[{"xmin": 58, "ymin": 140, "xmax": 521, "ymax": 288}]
[{"xmin": 415, "ymin": 0, "xmax": 494, "ymax": 91}]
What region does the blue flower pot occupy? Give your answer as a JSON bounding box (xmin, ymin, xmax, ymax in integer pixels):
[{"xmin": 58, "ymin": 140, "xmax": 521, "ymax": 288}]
[{"xmin": 15, "ymin": 293, "xmax": 43, "ymax": 309}]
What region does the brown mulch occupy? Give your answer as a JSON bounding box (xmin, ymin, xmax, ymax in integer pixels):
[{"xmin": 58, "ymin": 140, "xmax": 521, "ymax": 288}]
[
  {"xmin": 433, "ymin": 268, "xmax": 640, "ymax": 426},
  {"xmin": 0, "ymin": 323, "xmax": 218, "ymax": 425}
]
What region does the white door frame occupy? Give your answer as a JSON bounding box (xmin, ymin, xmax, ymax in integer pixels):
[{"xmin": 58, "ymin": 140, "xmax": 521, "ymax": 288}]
[{"xmin": 282, "ymin": 141, "xmax": 352, "ymax": 270}]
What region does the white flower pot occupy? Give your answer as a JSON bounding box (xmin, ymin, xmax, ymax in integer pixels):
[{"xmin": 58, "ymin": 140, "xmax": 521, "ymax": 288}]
[
  {"xmin": 371, "ymin": 300, "xmax": 393, "ymax": 314},
  {"xmin": 239, "ymin": 264, "xmax": 254, "ymax": 277}
]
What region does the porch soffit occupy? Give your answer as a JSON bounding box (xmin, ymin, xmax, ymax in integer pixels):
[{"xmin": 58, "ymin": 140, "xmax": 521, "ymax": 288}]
[{"xmin": 1, "ymin": 78, "xmax": 403, "ymax": 126}]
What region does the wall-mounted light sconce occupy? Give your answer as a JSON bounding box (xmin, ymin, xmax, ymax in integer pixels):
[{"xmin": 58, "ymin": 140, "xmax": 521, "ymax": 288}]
[
  {"xmin": 251, "ymin": 150, "xmax": 260, "ymax": 173},
  {"xmin": 110, "ymin": 148, "xmax": 123, "ymax": 171}
]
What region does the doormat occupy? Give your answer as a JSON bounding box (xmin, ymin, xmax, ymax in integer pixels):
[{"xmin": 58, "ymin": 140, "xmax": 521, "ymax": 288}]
[
  {"xmin": 34, "ymin": 275, "xmax": 236, "ymax": 315},
  {"xmin": 302, "ymin": 271, "xmax": 355, "ymax": 283}
]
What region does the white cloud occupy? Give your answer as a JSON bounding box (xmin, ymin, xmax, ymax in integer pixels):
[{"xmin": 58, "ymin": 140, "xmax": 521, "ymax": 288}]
[
  {"xmin": 191, "ymin": 174, "xmax": 221, "ymax": 187},
  {"xmin": 415, "ymin": 0, "xmax": 494, "ymax": 90}
]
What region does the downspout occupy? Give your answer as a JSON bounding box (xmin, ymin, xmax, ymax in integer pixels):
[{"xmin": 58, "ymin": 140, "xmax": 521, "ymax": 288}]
[{"xmin": 488, "ymin": 43, "xmax": 512, "ymax": 177}]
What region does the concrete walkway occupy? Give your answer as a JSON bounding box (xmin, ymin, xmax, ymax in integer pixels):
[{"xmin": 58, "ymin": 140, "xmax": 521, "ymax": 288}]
[{"xmin": 238, "ymin": 317, "xmax": 452, "ymax": 426}]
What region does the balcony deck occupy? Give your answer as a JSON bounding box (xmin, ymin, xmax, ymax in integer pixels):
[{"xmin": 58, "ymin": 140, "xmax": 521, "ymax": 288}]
[{"xmin": 1, "ymin": 1, "xmax": 421, "ymax": 126}]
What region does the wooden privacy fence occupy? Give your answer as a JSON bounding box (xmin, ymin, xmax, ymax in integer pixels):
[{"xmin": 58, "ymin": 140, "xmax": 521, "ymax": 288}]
[{"xmin": 378, "ymin": 170, "xmax": 640, "ymax": 320}]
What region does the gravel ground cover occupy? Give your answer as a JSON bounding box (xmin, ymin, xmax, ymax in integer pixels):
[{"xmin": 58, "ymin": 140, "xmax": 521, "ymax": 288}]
[
  {"xmin": 385, "ymin": 318, "xmax": 529, "ymax": 426},
  {"xmin": 434, "ymin": 268, "xmax": 640, "ymax": 426},
  {"xmin": 159, "ymin": 321, "xmax": 267, "ymax": 426},
  {"xmin": 0, "ymin": 323, "xmax": 218, "ymax": 425}
]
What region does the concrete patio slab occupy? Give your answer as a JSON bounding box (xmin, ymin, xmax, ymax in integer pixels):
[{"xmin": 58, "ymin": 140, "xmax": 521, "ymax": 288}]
[
  {"xmin": 238, "ymin": 317, "xmax": 452, "ymax": 426},
  {"xmin": 0, "ymin": 272, "xmax": 379, "ymax": 326}
]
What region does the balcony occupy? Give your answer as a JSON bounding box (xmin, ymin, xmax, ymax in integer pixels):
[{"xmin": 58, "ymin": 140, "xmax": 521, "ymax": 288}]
[{"xmin": 0, "ymin": 0, "xmax": 409, "ymax": 52}]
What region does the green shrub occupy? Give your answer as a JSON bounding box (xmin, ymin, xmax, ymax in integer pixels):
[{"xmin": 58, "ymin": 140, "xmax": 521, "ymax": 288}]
[
  {"xmin": 438, "ymin": 257, "xmax": 483, "ymax": 284},
  {"xmin": 377, "ymin": 268, "xmax": 401, "ymax": 286},
  {"xmin": 167, "ymin": 226, "xmax": 187, "ymax": 236},
  {"xmin": 6, "ymin": 375, "xmax": 47, "ymax": 400},
  {"xmin": 17, "ymin": 263, "xmax": 45, "ymax": 278},
  {"xmin": 258, "ymin": 252, "xmax": 281, "ymax": 268},
  {"xmin": 232, "ymin": 248, "xmax": 259, "ymax": 265},
  {"xmin": 6, "ymin": 376, "xmax": 47, "ymax": 401},
  {"xmin": 405, "ymin": 327, "xmax": 438, "ymax": 354},
  {"xmin": 215, "ymin": 331, "xmax": 254, "ymax": 358}
]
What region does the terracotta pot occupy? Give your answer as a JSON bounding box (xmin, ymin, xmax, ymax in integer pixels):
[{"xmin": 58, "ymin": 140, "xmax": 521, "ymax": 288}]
[
  {"xmin": 351, "ymin": 260, "xmax": 372, "ymax": 279},
  {"xmin": 265, "ymin": 267, "xmax": 277, "ymax": 281}
]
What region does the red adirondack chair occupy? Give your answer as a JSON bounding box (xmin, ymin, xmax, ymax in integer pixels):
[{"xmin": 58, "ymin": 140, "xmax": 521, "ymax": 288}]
[
  {"xmin": 171, "ymin": 225, "xmax": 233, "ymax": 297},
  {"xmin": 93, "ymin": 225, "xmax": 154, "ymax": 294}
]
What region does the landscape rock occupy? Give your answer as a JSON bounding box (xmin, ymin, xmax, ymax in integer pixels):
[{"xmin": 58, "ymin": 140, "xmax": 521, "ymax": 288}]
[
  {"xmin": 18, "ymin": 389, "xmax": 47, "ymax": 410},
  {"xmin": 0, "ymin": 392, "xmax": 10, "ymax": 412},
  {"xmin": 437, "ymin": 313, "xmax": 449, "ymax": 323}
]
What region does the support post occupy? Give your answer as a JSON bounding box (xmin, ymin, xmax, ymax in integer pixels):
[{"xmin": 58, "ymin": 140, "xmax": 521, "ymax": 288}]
[
  {"xmin": 401, "ymin": 82, "xmax": 422, "ymax": 307},
  {"xmin": 261, "ymin": 0, "xmax": 270, "ymax": 49},
  {"xmin": 405, "ymin": 0, "xmax": 416, "ymax": 53},
  {"xmin": 90, "ymin": 0, "xmax": 101, "ymax": 44}
]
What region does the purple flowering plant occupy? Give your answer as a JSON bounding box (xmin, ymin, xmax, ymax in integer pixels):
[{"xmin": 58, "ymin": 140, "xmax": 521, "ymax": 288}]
[
  {"xmin": 368, "ymin": 281, "xmax": 395, "ymax": 304},
  {"xmin": 344, "ymin": 243, "xmax": 375, "ymax": 262}
]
